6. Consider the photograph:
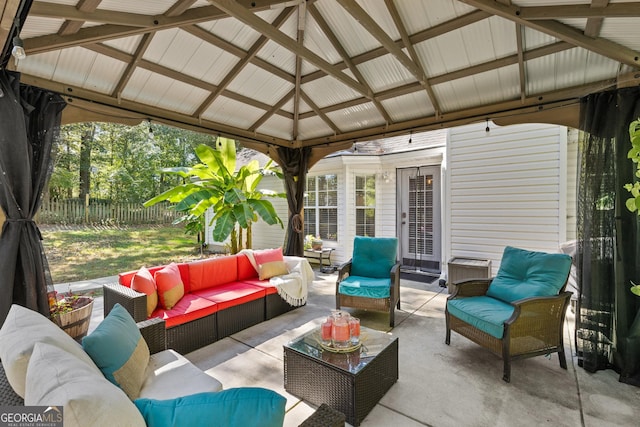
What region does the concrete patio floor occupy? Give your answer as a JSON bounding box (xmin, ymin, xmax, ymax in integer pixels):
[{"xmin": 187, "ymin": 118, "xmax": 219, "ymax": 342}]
[{"xmin": 79, "ymin": 270, "xmax": 640, "ymax": 427}]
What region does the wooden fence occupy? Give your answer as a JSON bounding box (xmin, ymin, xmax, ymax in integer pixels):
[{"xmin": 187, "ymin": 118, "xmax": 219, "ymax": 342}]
[{"xmin": 36, "ymin": 198, "xmax": 181, "ymax": 225}]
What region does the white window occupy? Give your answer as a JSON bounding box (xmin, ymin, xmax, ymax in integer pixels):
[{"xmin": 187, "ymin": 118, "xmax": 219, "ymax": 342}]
[
  {"xmin": 304, "ymin": 174, "xmax": 338, "ymax": 241},
  {"xmin": 355, "ymin": 175, "xmax": 375, "ymax": 237}
]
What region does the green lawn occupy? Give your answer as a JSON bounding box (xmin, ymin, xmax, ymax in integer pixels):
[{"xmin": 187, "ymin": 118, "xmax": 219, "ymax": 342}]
[{"xmin": 41, "ymin": 225, "xmax": 206, "ymax": 283}]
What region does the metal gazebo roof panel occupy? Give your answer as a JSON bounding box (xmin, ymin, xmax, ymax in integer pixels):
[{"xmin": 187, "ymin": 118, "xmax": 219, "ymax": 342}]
[
  {"xmin": 356, "ymin": 54, "xmax": 417, "ymax": 93},
  {"xmin": 227, "ymin": 63, "xmax": 295, "ymax": 106},
  {"xmin": 2, "ymin": 0, "xmax": 638, "ymax": 149},
  {"xmin": 203, "ymin": 95, "xmax": 269, "ymax": 132},
  {"xmin": 122, "ymin": 69, "xmax": 211, "ymax": 115},
  {"xmin": 380, "ymin": 91, "xmax": 436, "ymax": 123}
]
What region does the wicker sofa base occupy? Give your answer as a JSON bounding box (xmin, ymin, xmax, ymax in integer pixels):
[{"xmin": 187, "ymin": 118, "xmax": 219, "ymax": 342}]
[
  {"xmin": 217, "ymin": 298, "xmax": 265, "ymax": 339},
  {"xmin": 265, "ymin": 293, "xmax": 301, "ymax": 320},
  {"xmin": 167, "ymin": 313, "xmax": 218, "ymax": 354},
  {"xmin": 0, "ymin": 362, "xmax": 23, "ymax": 406}
]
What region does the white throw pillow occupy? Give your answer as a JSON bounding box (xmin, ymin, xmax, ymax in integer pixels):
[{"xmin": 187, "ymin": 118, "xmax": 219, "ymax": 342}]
[
  {"xmin": 139, "ymin": 349, "xmax": 223, "ymax": 400},
  {"xmin": 0, "ymin": 304, "xmax": 100, "ymax": 397},
  {"xmin": 25, "ymin": 342, "xmax": 146, "ymax": 427}
]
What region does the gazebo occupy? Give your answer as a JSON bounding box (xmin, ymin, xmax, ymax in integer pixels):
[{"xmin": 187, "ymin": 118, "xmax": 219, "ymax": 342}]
[{"xmin": 0, "ymin": 0, "xmax": 639, "ymax": 385}]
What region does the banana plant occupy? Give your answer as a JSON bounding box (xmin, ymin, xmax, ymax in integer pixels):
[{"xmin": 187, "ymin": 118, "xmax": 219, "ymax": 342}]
[
  {"xmin": 623, "ymin": 119, "xmax": 640, "ymax": 214},
  {"xmin": 144, "ymin": 138, "xmax": 284, "ymax": 253}
]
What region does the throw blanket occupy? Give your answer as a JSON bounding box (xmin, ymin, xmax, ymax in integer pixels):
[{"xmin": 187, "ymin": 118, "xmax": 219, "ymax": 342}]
[{"xmin": 239, "ymin": 250, "xmax": 313, "ymax": 306}]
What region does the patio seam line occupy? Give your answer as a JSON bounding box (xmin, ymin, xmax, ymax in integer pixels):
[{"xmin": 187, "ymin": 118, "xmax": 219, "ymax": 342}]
[
  {"xmin": 566, "ymin": 318, "xmax": 586, "ymax": 427},
  {"xmin": 396, "ymin": 283, "xmax": 447, "ymax": 329},
  {"xmin": 375, "ymin": 402, "xmax": 433, "ymax": 427},
  {"xmin": 228, "ymin": 332, "xmax": 286, "ymax": 362}
]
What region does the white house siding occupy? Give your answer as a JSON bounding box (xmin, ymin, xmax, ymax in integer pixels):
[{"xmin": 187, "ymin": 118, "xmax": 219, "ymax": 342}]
[
  {"xmin": 248, "ymin": 175, "xmax": 289, "ymax": 250},
  {"xmin": 446, "ymin": 121, "xmax": 570, "ymax": 276},
  {"xmin": 566, "ymin": 128, "xmax": 579, "ymax": 242},
  {"xmin": 204, "ymin": 174, "xmax": 289, "ymax": 252}
]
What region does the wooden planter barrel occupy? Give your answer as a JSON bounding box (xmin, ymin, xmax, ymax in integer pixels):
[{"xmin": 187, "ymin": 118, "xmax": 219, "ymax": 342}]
[{"xmin": 51, "ymin": 297, "xmax": 94, "ymax": 340}]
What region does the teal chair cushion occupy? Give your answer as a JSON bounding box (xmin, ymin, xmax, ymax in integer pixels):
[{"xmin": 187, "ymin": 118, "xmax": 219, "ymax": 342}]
[
  {"xmin": 339, "ymin": 276, "xmax": 391, "ymax": 299},
  {"xmin": 447, "ymin": 296, "xmax": 515, "ymax": 339},
  {"xmin": 134, "ymin": 388, "xmax": 286, "ymax": 427},
  {"xmin": 351, "ymin": 236, "xmax": 398, "ymax": 279},
  {"xmin": 486, "ymin": 246, "xmax": 572, "ymax": 303}
]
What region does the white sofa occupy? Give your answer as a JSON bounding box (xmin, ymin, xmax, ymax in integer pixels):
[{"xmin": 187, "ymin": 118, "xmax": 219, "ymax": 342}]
[{"xmin": 0, "ymin": 304, "xmax": 285, "ymax": 427}]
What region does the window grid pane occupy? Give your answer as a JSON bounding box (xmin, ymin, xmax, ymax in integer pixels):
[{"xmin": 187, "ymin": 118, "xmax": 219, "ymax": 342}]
[
  {"xmin": 304, "ymin": 175, "xmax": 338, "ymax": 241},
  {"xmin": 355, "ymin": 174, "xmax": 375, "ymax": 237}
]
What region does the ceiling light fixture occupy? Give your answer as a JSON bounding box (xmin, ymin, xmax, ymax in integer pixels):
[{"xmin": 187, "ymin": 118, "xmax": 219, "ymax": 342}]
[
  {"xmin": 408, "ymin": 131, "xmax": 413, "ymax": 144},
  {"xmin": 148, "ymin": 119, "xmax": 154, "ymax": 139},
  {"xmin": 11, "ymin": 19, "xmax": 26, "ymax": 60},
  {"xmin": 485, "ymin": 119, "xmax": 490, "ymax": 134}
]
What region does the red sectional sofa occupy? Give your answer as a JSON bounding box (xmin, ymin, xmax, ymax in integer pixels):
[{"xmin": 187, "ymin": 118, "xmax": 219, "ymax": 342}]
[{"xmin": 103, "ymin": 252, "xmax": 301, "ymax": 354}]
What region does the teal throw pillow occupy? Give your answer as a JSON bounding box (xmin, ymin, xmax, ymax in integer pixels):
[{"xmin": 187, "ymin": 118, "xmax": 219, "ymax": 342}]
[
  {"xmin": 486, "ymin": 246, "xmax": 572, "ymax": 303},
  {"xmin": 351, "ymin": 236, "xmax": 398, "ymax": 279},
  {"xmin": 82, "ymin": 303, "xmax": 150, "ymax": 400},
  {"xmin": 134, "ymin": 388, "xmax": 286, "ymax": 427}
]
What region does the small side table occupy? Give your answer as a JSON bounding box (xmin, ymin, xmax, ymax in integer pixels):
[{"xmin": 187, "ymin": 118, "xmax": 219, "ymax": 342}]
[{"xmin": 304, "ymin": 248, "xmax": 335, "ymax": 273}]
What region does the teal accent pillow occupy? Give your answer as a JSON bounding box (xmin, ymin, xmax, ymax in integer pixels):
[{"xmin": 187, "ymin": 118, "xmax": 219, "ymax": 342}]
[
  {"xmin": 351, "ymin": 236, "xmax": 397, "ymax": 279},
  {"xmin": 82, "ymin": 303, "xmax": 150, "ymax": 400},
  {"xmin": 486, "ymin": 246, "xmax": 572, "ymax": 303},
  {"xmin": 134, "ymin": 388, "xmax": 286, "ymax": 427}
]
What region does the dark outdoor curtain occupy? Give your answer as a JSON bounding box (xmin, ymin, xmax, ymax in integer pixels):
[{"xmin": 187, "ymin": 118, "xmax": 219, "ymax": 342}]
[
  {"xmin": 277, "ymin": 146, "xmax": 311, "ymax": 257},
  {"xmin": 577, "ymin": 86, "xmax": 640, "ymax": 387},
  {"xmin": 0, "ymin": 70, "xmax": 66, "ymax": 326}
]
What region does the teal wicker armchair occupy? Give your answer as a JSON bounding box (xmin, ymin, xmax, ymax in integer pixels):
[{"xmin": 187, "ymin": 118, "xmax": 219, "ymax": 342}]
[
  {"xmin": 445, "ymin": 246, "xmax": 572, "ymax": 382},
  {"xmin": 336, "ymin": 236, "xmax": 400, "ymax": 327}
]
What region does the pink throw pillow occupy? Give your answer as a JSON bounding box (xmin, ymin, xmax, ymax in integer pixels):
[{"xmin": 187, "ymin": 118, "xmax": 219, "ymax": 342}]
[
  {"xmin": 254, "ymin": 248, "xmax": 288, "ymax": 280},
  {"xmin": 131, "ymin": 267, "xmax": 158, "ymax": 317}
]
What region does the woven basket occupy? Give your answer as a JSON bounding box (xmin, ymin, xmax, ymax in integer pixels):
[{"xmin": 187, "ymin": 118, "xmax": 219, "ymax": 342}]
[{"xmin": 52, "ymin": 297, "xmax": 94, "ymax": 340}]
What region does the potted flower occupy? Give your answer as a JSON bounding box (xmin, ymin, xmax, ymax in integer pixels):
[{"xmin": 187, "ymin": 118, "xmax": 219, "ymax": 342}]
[
  {"xmin": 49, "ymin": 291, "xmax": 94, "ymax": 340},
  {"xmin": 304, "ymin": 234, "xmax": 323, "ymax": 250}
]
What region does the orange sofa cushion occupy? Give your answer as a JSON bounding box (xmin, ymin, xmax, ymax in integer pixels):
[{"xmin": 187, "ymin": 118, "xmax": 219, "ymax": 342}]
[
  {"xmin": 240, "ymin": 278, "xmax": 278, "ymax": 295},
  {"xmin": 192, "ymin": 282, "xmax": 266, "ymax": 311},
  {"xmin": 151, "ymin": 294, "xmax": 218, "ymax": 328},
  {"xmin": 237, "ymin": 253, "xmax": 258, "ymax": 280},
  {"xmin": 189, "ymin": 257, "xmax": 238, "ymax": 292}
]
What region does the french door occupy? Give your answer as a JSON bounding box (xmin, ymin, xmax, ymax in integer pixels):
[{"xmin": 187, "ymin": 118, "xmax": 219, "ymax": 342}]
[{"xmin": 398, "ymin": 167, "xmax": 441, "ymax": 272}]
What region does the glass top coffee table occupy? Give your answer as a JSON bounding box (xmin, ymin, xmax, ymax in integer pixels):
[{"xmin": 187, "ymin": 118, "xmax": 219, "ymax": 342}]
[{"xmin": 284, "ymin": 325, "xmax": 398, "ymax": 426}]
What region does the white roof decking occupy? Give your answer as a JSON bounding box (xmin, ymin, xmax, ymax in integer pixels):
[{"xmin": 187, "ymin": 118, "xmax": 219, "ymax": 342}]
[{"xmin": 2, "ymin": 0, "xmax": 639, "ymax": 152}]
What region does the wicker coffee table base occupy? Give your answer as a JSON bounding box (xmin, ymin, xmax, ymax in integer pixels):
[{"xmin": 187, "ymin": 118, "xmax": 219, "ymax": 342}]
[{"xmin": 285, "ymin": 339, "xmax": 398, "ymax": 426}]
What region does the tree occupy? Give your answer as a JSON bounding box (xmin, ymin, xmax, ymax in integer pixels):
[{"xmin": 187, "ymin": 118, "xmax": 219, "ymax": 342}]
[
  {"xmin": 50, "ymin": 122, "xmax": 214, "ymax": 203},
  {"xmin": 144, "ymin": 138, "xmax": 285, "ymax": 254},
  {"xmin": 79, "ymin": 124, "xmax": 96, "ymax": 200}
]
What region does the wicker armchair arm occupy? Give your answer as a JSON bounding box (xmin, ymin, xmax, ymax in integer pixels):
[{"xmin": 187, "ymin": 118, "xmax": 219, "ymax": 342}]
[
  {"xmin": 103, "ymin": 283, "xmax": 148, "ymax": 323},
  {"xmin": 337, "ymin": 260, "xmax": 352, "ymax": 279},
  {"xmin": 390, "ymin": 262, "xmax": 400, "ymax": 304},
  {"xmin": 448, "ymin": 278, "xmax": 492, "ymax": 299},
  {"xmin": 507, "ymin": 292, "xmax": 572, "ymax": 328},
  {"xmin": 138, "ymin": 317, "xmax": 166, "ymax": 354}
]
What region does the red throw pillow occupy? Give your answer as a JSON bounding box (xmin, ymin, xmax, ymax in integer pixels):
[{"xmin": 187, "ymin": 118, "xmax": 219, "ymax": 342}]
[
  {"xmin": 154, "ymin": 263, "xmax": 185, "ymax": 310},
  {"xmin": 131, "ymin": 267, "xmax": 158, "ymax": 317},
  {"xmin": 254, "ymin": 248, "xmax": 288, "ymax": 280}
]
